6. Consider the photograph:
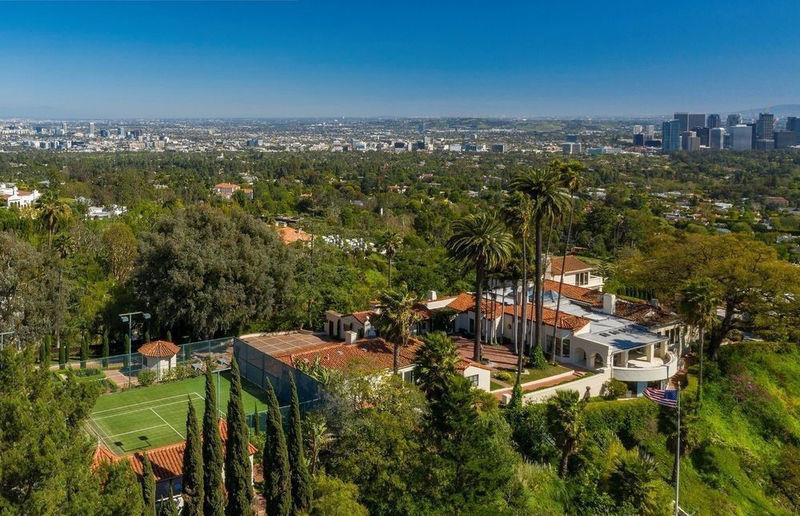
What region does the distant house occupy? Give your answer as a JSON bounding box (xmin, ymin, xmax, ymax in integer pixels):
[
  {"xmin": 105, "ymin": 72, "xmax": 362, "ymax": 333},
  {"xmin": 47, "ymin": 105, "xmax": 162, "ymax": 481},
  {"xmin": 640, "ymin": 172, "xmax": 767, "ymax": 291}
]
[
  {"xmin": 0, "ymin": 183, "xmax": 41, "ymax": 208},
  {"xmin": 92, "ymin": 419, "xmax": 257, "ymax": 508},
  {"xmin": 325, "ymin": 310, "xmax": 377, "ymax": 339},
  {"xmin": 546, "ymin": 255, "xmax": 604, "ymax": 290},
  {"xmin": 213, "ymin": 182, "xmax": 253, "ymax": 200}
]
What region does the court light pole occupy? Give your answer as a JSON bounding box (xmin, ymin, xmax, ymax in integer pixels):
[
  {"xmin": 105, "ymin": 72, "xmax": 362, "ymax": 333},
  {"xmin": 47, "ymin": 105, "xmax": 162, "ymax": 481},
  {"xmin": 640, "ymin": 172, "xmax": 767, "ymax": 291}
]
[{"xmin": 119, "ymin": 311, "xmax": 151, "ymax": 387}]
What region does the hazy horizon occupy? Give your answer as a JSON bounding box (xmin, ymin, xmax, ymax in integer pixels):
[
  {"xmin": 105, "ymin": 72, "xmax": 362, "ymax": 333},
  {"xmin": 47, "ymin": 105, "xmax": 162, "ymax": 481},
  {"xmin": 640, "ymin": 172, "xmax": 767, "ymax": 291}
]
[{"xmin": 2, "ymin": 1, "xmax": 799, "ymax": 119}]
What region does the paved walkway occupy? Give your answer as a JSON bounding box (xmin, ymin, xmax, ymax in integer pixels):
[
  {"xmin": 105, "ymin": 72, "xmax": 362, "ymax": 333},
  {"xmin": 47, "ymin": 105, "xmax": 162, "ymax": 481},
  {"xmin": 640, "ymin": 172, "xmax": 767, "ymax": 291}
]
[
  {"xmin": 452, "ymin": 337, "xmax": 519, "ymax": 370},
  {"xmin": 105, "ymin": 369, "xmax": 138, "ymax": 389},
  {"xmin": 491, "ymin": 370, "xmax": 588, "ymax": 400}
]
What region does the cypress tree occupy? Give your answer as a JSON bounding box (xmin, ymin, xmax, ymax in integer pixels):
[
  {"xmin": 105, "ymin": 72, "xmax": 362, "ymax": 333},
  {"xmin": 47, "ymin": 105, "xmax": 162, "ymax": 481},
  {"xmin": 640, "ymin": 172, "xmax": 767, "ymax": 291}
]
[
  {"xmin": 80, "ymin": 335, "xmax": 89, "ymax": 369},
  {"xmin": 141, "ymin": 452, "xmax": 156, "ymax": 516},
  {"xmin": 224, "ymin": 358, "xmax": 254, "ymax": 516},
  {"xmin": 253, "ymin": 402, "xmax": 260, "ymax": 436},
  {"xmin": 102, "ymin": 331, "xmax": 109, "ymax": 368},
  {"xmin": 202, "ymin": 366, "xmax": 225, "ymax": 516},
  {"xmin": 158, "ymin": 483, "xmax": 180, "ymax": 516},
  {"xmin": 182, "ymin": 397, "xmax": 204, "ymax": 516},
  {"xmin": 287, "ymin": 373, "xmax": 312, "ymax": 512},
  {"xmin": 263, "ymin": 380, "xmax": 292, "ymax": 516},
  {"xmin": 42, "ymin": 335, "xmax": 51, "ymax": 366},
  {"xmin": 166, "ymin": 330, "xmax": 172, "ymax": 343}
]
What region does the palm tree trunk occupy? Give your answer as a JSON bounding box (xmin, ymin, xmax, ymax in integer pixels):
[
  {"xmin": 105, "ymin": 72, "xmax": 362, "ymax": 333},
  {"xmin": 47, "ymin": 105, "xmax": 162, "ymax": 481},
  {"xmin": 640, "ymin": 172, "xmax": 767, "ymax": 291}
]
[
  {"xmin": 517, "ymin": 245, "xmax": 528, "ymax": 384},
  {"xmin": 512, "ymin": 279, "xmax": 519, "ymax": 354},
  {"xmin": 474, "ymin": 263, "xmax": 484, "ymax": 362},
  {"xmin": 698, "ymin": 326, "xmax": 704, "ymax": 404},
  {"xmin": 393, "ymin": 342, "xmax": 399, "ymax": 374},
  {"xmin": 550, "ymin": 201, "xmax": 575, "ymax": 364},
  {"xmin": 559, "ymin": 443, "xmax": 572, "ymax": 477},
  {"xmin": 533, "ymin": 215, "xmax": 544, "ymax": 357},
  {"xmin": 387, "ymin": 257, "xmax": 392, "ymax": 289}
]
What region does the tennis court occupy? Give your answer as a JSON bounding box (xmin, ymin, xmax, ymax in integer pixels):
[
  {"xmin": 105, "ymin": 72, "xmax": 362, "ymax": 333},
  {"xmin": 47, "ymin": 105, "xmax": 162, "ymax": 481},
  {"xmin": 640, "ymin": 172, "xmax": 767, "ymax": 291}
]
[{"xmin": 87, "ymin": 372, "xmax": 270, "ymax": 455}]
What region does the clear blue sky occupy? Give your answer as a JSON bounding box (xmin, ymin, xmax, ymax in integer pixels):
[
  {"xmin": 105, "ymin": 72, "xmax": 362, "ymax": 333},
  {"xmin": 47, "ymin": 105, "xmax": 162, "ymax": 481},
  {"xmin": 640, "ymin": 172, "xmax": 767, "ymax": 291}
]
[{"xmin": 1, "ymin": 0, "xmax": 798, "ymax": 118}]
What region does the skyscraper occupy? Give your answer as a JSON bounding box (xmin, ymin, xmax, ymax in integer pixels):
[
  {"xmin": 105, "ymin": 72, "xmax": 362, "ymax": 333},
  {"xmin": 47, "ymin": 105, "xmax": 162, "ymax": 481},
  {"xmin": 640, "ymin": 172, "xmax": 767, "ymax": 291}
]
[
  {"xmin": 707, "ymin": 114, "xmax": 721, "ymax": 128},
  {"xmin": 688, "ymin": 113, "xmax": 705, "ymax": 129},
  {"xmin": 774, "ymin": 131, "xmax": 797, "ymax": 149},
  {"xmin": 730, "ymin": 125, "xmax": 752, "ymax": 151},
  {"xmin": 662, "ymin": 119, "xmax": 682, "ymax": 152},
  {"xmin": 786, "ymin": 116, "xmax": 800, "ymax": 134},
  {"xmin": 681, "ymin": 131, "xmax": 700, "ymax": 151},
  {"xmin": 756, "ymin": 113, "xmax": 775, "ymax": 141},
  {"xmin": 674, "ymin": 113, "xmax": 689, "ymax": 132},
  {"xmin": 727, "ymin": 113, "xmax": 742, "ymax": 127},
  {"xmin": 710, "ymin": 127, "xmax": 725, "ymax": 149},
  {"xmin": 88, "ymin": 122, "xmax": 95, "ymax": 138}
]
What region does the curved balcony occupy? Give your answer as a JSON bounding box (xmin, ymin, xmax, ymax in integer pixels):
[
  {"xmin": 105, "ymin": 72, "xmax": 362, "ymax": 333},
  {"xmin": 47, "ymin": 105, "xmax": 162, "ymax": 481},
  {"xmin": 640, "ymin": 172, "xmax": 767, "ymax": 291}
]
[{"xmin": 611, "ymin": 352, "xmax": 678, "ymax": 383}]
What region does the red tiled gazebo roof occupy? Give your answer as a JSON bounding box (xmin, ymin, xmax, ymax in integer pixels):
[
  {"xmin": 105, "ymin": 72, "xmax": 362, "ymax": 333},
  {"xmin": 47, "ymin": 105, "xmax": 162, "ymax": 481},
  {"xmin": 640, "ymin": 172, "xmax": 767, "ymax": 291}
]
[{"xmin": 137, "ymin": 340, "xmax": 180, "ymax": 358}]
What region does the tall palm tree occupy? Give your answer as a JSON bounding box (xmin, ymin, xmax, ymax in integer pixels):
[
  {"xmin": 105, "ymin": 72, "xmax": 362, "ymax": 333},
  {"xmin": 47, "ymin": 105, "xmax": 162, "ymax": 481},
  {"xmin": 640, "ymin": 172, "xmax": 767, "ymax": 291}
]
[
  {"xmin": 678, "ymin": 277, "xmax": 719, "ymax": 404},
  {"xmin": 548, "ymin": 159, "xmax": 586, "ymax": 363},
  {"xmin": 377, "ymin": 230, "xmax": 403, "ymax": 289},
  {"xmin": 447, "ymin": 213, "xmax": 514, "ymax": 362},
  {"xmin": 502, "ymin": 192, "xmax": 534, "ymax": 383},
  {"xmin": 511, "ymin": 167, "xmax": 570, "ymax": 361},
  {"xmin": 375, "ymin": 286, "xmax": 420, "ymax": 374},
  {"xmin": 36, "ymin": 190, "xmax": 72, "ymax": 247}
]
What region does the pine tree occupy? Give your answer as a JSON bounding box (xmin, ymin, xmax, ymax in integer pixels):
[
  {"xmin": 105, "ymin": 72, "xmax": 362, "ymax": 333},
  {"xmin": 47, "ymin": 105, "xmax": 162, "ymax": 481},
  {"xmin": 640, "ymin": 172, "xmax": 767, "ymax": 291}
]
[
  {"xmin": 202, "ymin": 366, "xmax": 225, "ymax": 516},
  {"xmin": 102, "ymin": 331, "xmax": 109, "ymax": 368},
  {"xmin": 287, "ymin": 373, "xmax": 312, "ymax": 512},
  {"xmin": 141, "ymin": 452, "xmax": 156, "ymax": 516},
  {"xmin": 224, "ymin": 358, "xmax": 253, "ymax": 516},
  {"xmin": 263, "ymin": 380, "xmax": 292, "ymax": 516},
  {"xmin": 80, "ymin": 335, "xmax": 89, "ymax": 369},
  {"xmin": 182, "ymin": 397, "xmax": 204, "ymax": 516}
]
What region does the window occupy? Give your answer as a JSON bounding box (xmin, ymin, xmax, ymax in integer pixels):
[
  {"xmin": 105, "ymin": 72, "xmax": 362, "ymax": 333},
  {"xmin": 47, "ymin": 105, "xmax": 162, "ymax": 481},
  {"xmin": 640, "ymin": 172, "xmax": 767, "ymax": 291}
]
[
  {"xmin": 466, "ymin": 374, "xmax": 479, "ymax": 387},
  {"xmin": 561, "ymin": 339, "xmax": 570, "ymax": 358},
  {"xmin": 546, "ymin": 335, "xmax": 555, "ymax": 353},
  {"xmin": 576, "ymin": 272, "xmax": 589, "ymax": 286},
  {"xmin": 402, "ymin": 370, "xmax": 415, "ymax": 384}
]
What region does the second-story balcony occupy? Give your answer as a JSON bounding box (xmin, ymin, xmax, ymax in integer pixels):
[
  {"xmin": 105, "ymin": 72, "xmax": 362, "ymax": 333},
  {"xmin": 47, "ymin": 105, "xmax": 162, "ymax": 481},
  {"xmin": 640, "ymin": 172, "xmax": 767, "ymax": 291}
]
[{"xmin": 611, "ymin": 351, "xmax": 678, "ymax": 383}]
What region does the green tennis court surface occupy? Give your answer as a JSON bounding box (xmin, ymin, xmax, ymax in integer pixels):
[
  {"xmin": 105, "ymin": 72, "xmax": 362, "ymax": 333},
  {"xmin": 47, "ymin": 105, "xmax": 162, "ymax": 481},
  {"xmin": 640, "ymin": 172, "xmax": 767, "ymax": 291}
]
[{"xmin": 88, "ymin": 372, "xmax": 269, "ymax": 455}]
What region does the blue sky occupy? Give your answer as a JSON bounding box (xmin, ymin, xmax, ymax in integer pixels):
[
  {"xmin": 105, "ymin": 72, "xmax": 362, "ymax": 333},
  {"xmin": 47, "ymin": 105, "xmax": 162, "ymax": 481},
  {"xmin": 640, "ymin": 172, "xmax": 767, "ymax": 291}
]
[{"xmin": 1, "ymin": 0, "xmax": 798, "ymax": 118}]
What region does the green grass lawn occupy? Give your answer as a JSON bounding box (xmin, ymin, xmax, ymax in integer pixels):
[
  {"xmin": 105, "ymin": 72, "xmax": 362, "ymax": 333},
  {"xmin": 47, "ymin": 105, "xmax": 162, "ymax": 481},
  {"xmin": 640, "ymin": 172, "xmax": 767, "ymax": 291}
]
[{"xmin": 88, "ymin": 372, "xmax": 269, "ymax": 456}]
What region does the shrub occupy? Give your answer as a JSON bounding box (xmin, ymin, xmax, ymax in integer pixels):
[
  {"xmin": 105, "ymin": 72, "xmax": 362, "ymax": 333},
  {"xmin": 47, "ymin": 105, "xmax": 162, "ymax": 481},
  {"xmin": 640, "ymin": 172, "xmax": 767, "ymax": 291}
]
[
  {"xmin": 137, "ymin": 369, "xmax": 157, "ymax": 387},
  {"xmin": 75, "ymin": 367, "xmax": 102, "ymax": 378},
  {"xmin": 528, "ymin": 346, "xmax": 547, "ymax": 369},
  {"xmin": 602, "ymin": 379, "xmax": 628, "ymax": 400},
  {"xmin": 494, "ymin": 370, "xmax": 512, "ymax": 382}
]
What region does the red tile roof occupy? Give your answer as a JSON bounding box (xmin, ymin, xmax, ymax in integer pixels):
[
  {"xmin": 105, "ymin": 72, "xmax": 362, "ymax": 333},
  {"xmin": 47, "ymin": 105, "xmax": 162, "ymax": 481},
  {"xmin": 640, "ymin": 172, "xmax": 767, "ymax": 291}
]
[
  {"xmin": 351, "ymin": 310, "xmax": 374, "ymax": 324},
  {"xmin": 549, "ymin": 255, "xmax": 593, "ymax": 275},
  {"xmin": 91, "ymin": 445, "xmax": 119, "ymax": 469},
  {"xmin": 543, "ymin": 279, "xmax": 603, "ymax": 306},
  {"xmin": 278, "ymin": 338, "xmax": 422, "ymax": 374},
  {"xmin": 137, "ymin": 340, "xmax": 180, "ymax": 358},
  {"xmin": 214, "ymin": 182, "xmax": 240, "ymax": 190},
  {"xmin": 127, "ymin": 420, "xmax": 257, "ymax": 482},
  {"xmin": 500, "ymin": 303, "xmax": 591, "ymax": 331}
]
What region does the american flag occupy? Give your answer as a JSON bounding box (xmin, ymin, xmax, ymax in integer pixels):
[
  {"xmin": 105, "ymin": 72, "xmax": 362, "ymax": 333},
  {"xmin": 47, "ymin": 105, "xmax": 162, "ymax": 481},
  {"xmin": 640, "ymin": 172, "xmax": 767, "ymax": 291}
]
[{"xmin": 643, "ymin": 387, "xmax": 678, "ymax": 408}]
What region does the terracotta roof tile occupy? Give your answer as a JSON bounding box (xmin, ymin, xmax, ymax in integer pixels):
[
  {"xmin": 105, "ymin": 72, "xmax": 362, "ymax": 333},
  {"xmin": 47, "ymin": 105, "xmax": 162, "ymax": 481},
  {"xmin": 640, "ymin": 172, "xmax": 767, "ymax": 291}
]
[
  {"xmin": 137, "ymin": 340, "xmax": 180, "ymax": 358},
  {"xmin": 127, "ymin": 419, "xmax": 257, "ymax": 482},
  {"xmin": 91, "ymin": 445, "xmax": 119, "ymax": 470},
  {"xmin": 549, "ymin": 255, "xmax": 593, "ymax": 275},
  {"xmin": 280, "ymin": 338, "xmax": 422, "ymax": 374},
  {"xmin": 543, "ymin": 279, "xmax": 603, "ymax": 306}
]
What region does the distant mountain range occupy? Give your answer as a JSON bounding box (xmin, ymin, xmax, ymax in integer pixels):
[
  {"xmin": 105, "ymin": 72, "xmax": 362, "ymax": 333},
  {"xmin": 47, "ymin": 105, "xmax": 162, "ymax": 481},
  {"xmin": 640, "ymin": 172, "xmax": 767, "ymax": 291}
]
[{"xmin": 733, "ymin": 104, "xmax": 800, "ymax": 119}]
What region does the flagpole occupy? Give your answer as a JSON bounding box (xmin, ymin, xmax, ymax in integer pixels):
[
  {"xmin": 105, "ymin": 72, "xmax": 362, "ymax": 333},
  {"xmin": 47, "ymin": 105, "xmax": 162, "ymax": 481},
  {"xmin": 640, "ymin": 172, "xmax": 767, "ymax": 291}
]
[{"xmin": 674, "ymin": 382, "xmax": 681, "ymax": 516}]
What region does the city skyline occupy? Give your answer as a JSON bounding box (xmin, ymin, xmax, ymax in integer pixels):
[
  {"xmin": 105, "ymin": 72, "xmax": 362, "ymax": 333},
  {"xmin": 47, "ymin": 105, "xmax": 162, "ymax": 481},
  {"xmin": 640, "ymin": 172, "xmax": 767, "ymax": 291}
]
[{"xmin": 1, "ymin": 0, "xmax": 799, "ymax": 118}]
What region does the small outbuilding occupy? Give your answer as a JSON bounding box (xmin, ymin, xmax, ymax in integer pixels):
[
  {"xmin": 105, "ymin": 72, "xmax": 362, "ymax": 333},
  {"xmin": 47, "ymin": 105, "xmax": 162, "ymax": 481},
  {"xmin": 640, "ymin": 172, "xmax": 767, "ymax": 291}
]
[{"xmin": 138, "ymin": 340, "xmax": 180, "ymax": 379}]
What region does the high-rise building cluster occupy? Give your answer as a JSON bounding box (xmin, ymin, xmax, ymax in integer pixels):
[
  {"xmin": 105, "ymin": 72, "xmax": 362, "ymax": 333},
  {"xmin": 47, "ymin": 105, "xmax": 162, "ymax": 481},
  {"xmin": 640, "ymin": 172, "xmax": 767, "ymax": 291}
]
[{"xmin": 659, "ymin": 112, "xmax": 800, "ymax": 153}]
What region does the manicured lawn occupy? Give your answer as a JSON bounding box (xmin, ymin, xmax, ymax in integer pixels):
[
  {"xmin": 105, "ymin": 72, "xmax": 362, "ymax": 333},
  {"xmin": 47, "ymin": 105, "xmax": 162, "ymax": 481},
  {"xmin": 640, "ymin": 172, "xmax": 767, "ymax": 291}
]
[
  {"xmin": 490, "ymin": 363, "xmax": 570, "ymax": 390},
  {"xmin": 88, "ymin": 372, "xmax": 269, "ymax": 455}
]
